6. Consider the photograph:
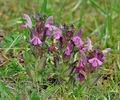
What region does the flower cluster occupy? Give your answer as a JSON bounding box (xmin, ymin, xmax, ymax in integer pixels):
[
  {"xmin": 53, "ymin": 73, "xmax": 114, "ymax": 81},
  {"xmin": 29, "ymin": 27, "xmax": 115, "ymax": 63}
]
[
  {"xmin": 22, "ymin": 14, "xmax": 111, "ymax": 81},
  {"xmin": 22, "ymin": 14, "xmax": 62, "ymax": 46}
]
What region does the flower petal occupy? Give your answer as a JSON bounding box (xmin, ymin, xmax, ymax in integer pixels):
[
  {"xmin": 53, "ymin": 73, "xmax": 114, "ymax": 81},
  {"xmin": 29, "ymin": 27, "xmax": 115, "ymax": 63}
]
[
  {"xmin": 23, "ymin": 14, "xmax": 32, "ymax": 28},
  {"xmin": 64, "ymin": 46, "xmax": 71, "ymax": 56},
  {"xmin": 76, "ymin": 29, "xmax": 83, "ymax": 37},
  {"xmin": 85, "ymin": 37, "xmax": 93, "ymax": 51},
  {"xmin": 53, "ymin": 27, "xmax": 62, "ymax": 40},
  {"xmin": 45, "ymin": 16, "xmax": 53, "ymax": 26},
  {"xmin": 30, "ymin": 36, "xmax": 42, "ymax": 45},
  {"xmin": 72, "ymin": 36, "xmax": 84, "ymax": 48},
  {"xmin": 97, "ymin": 59, "xmax": 103, "ymax": 66},
  {"xmin": 102, "ymin": 48, "xmax": 111, "ymax": 54},
  {"xmin": 89, "ymin": 57, "xmax": 103, "ymax": 67},
  {"xmin": 89, "ymin": 58, "xmax": 97, "ymax": 67}
]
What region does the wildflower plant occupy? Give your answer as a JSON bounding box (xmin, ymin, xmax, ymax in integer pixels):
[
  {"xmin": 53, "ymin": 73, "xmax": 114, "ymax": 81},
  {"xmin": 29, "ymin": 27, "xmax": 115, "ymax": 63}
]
[{"xmin": 21, "ymin": 13, "xmax": 111, "ymax": 84}]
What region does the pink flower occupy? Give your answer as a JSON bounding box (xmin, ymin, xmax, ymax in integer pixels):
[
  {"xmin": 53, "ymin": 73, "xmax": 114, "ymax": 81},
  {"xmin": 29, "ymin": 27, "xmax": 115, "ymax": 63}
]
[
  {"xmin": 30, "ymin": 36, "xmax": 42, "ymax": 45},
  {"xmin": 64, "ymin": 42, "xmax": 73, "ymax": 56},
  {"xmin": 76, "ymin": 29, "xmax": 83, "ymax": 37},
  {"xmin": 102, "ymin": 48, "xmax": 111, "ymax": 60},
  {"xmin": 72, "ymin": 36, "xmax": 84, "ymax": 48},
  {"xmin": 75, "ymin": 60, "xmax": 85, "ymax": 73},
  {"xmin": 75, "ymin": 50, "xmax": 87, "ymax": 73},
  {"xmin": 53, "ymin": 27, "xmax": 62, "ymax": 40},
  {"xmin": 45, "ymin": 28, "xmax": 52, "ymax": 36},
  {"xmin": 45, "ymin": 16, "xmax": 53, "ymax": 36},
  {"xmin": 85, "ymin": 37, "xmax": 93, "ymax": 51},
  {"xmin": 45, "ymin": 16, "xmax": 53, "ymax": 27},
  {"xmin": 79, "ymin": 59, "xmax": 86, "ymax": 68},
  {"xmin": 22, "ymin": 14, "xmax": 32, "ymax": 29},
  {"xmin": 88, "ymin": 57, "xmax": 103, "ymax": 67},
  {"xmin": 88, "ymin": 50, "xmax": 104, "ymax": 68},
  {"xmin": 64, "ymin": 46, "xmax": 71, "ymax": 56},
  {"xmin": 80, "ymin": 50, "xmax": 87, "ymax": 62},
  {"xmin": 102, "ymin": 48, "xmax": 111, "ymax": 54},
  {"xmin": 45, "ymin": 16, "xmax": 62, "ymax": 39}
]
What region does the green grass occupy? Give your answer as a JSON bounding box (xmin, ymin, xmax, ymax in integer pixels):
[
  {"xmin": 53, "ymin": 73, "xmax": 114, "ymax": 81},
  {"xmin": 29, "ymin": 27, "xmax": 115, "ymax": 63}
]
[{"xmin": 0, "ymin": 0, "xmax": 120, "ymax": 100}]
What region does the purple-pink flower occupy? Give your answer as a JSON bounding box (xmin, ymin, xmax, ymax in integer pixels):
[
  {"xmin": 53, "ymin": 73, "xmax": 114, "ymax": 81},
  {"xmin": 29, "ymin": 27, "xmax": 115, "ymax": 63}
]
[
  {"xmin": 45, "ymin": 16, "xmax": 62, "ymax": 39},
  {"xmin": 45, "ymin": 16, "xmax": 53, "ymax": 26},
  {"xmin": 102, "ymin": 48, "xmax": 111, "ymax": 54},
  {"xmin": 45, "ymin": 16, "xmax": 53, "ymax": 36},
  {"xmin": 72, "ymin": 36, "xmax": 84, "ymax": 49},
  {"xmin": 85, "ymin": 37, "xmax": 93, "ymax": 51},
  {"xmin": 88, "ymin": 57, "xmax": 103, "ymax": 67},
  {"xmin": 75, "ymin": 51, "xmax": 86, "ymax": 72},
  {"xmin": 22, "ymin": 14, "xmax": 32, "ymax": 29},
  {"xmin": 101, "ymin": 48, "xmax": 111, "ymax": 60},
  {"xmin": 64, "ymin": 46, "xmax": 71, "ymax": 56},
  {"xmin": 76, "ymin": 29, "xmax": 83, "ymax": 37},
  {"xmin": 64, "ymin": 42, "xmax": 73, "ymax": 56},
  {"xmin": 88, "ymin": 50, "xmax": 104, "ymax": 68},
  {"xmin": 30, "ymin": 36, "xmax": 42, "ymax": 45},
  {"xmin": 75, "ymin": 59, "xmax": 85, "ymax": 73},
  {"xmin": 53, "ymin": 27, "xmax": 62, "ymax": 40}
]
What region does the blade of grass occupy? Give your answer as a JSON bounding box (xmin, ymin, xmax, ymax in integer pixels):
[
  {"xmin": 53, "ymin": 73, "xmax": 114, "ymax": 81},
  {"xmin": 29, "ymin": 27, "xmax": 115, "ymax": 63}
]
[
  {"xmin": 4, "ymin": 35, "xmax": 20, "ymax": 54},
  {"xmin": 89, "ymin": 0, "xmax": 106, "ymax": 16},
  {"xmin": 105, "ymin": 0, "xmax": 112, "ymax": 39},
  {"xmin": 41, "ymin": 0, "xmax": 47, "ymax": 13}
]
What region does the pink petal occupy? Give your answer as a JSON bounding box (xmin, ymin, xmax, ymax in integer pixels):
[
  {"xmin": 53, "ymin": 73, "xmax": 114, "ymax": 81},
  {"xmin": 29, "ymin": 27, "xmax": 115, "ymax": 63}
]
[
  {"xmin": 75, "ymin": 77, "xmax": 81, "ymax": 81},
  {"xmin": 45, "ymin": 16, "xmax": 53, "ymax": 26},
  {"xmin": 79, "ymin": 59, "xmax": 85, "ymax": 67},
  {"xmin": 33, "ymin": 38, "xmax": 38, "ymax": 45},
  {"xmin": 53, "ymin": 27, "xmax": 62, "ymax": 40},
  {"xmin": 88, "ymin": 58, "xmax": 98, "ymax": 67},
  {"xmin": 30, "ymin": 36, "xmax": 42, "ymax": 45},
  {"xmin": 37, "ymin": 38, "xmax": 42, "ymax": 45},
  {"xmin": 64, "ymin": 46, "xmax": 71, "ymax": 56},
  {"xmin": 76, "ymin": 29, "xmax": 83, "ymax": 37},
  {"xmin": 21, "ymin": 24, "xmax": 27, "ymax": 28},
  {"xmin": 46, "ymin": 30, "xmax": 51, "ymax": 36},
  {"xmin": 72, "ymin": 36, "xmax": 83, "ymax": 48},
  {"xmin": 54, "ymin": 33, "xmax": 61, "ymax": 39},
  {"xmin": 30, "ymin": 38, "xmax": 34, "ymax": 44},
  {"xmin": 97, "ymin": 59, "xmax": 103, "ymax": 65},
  {"xmin": 45, "ymin": 24, "xmax": 53, "ymax": 30},
  {"xmin": 80, "ymin": 50, "xmax": 87, "ymax": 64},
  {"xmin": 92, "ymin": 60, "xmax": 98, "ymax": 67},
  {"xmin": 89, "ymin": 58, "xmax": 103, "ymax": 67},
  {"xmin": 102, "ymin": 48, "xmax": 111, "ymax": 54},
  {"xmin": 86, "ymin": 37, "xmax": 93, "ymax": 51},
  {"xmin": 23, "ymin": 14, "xmax": 32, "ymax": 28}
]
